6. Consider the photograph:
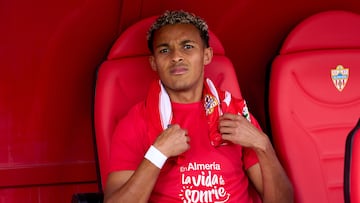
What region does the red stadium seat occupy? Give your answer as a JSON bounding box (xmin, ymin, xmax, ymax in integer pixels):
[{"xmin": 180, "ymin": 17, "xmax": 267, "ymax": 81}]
[
  {"xmin": 94, "ymin": 16, "xmax": 261, "ymax": 200},
  {"xmin": 92, "ymin": 15, "xmax": 265, "ymax": 202},
  {"xmin": 269, "ymin": 10, "xmax": 360, "ymax": 203},
  {"xmin": 344, "ymin": 118, "xmax": 360, "ymax": 203}
]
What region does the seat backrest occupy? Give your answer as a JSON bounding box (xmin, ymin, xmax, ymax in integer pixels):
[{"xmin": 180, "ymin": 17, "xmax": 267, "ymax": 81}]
[
  {"xmin": 94, "ymin": 16, "xmax": 242, "ymax": 190},
  {"xmin": 269, "ymin": 10, "xmax": 360, "ymax": 203},
  {"xmin": 344, "ymin": 118, "xmax": 360, "ymax": 203}
]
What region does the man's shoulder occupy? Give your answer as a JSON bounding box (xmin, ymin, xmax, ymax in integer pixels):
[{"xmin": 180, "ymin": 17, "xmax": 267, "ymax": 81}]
[
  {"xmin": 118, "ymin": 101, "xmax": 147, "ymax": 127},
  {"xmin": 130, "ymin": 100, "xmax": 146, "ymax": 111}
]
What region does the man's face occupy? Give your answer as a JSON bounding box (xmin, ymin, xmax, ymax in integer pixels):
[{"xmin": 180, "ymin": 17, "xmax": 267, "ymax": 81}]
[{"xmin": 149, "ymin": 24, "xmax": 213, "ymax": 100}]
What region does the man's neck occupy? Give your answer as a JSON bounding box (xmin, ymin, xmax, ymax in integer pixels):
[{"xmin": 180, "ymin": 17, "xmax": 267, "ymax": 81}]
[{"xmin": 166, "ymin": 85, "xmax": 203, "ymax": 104}]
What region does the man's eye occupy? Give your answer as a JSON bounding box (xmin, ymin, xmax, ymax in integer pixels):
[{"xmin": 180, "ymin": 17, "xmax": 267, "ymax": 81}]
[
  {"xmin": 159, "ymin": 48, "xmax": 169, "ymax": 53},
  {"xmin": 184, "ymin": 44, "xmax": 194, "ymax": 49}
]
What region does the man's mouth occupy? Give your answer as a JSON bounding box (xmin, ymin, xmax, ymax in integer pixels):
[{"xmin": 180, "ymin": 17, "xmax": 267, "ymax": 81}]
[{"xmin": 170, "ymin": 66, "xmax": 188, "ymax": 75}]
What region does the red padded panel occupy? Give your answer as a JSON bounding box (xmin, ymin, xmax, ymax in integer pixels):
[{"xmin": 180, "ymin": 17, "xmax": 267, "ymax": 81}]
[
  {"xmin": 280, "ymin": 10, "xmax": 360, "ymax": 54},
  {"xmin": 95, "ymin": 16, "xmax": 241, "ymax": 189},
  {"xmin": 108, "ymin": 16, "xmax": 225, "ymax": 59},
  {"xmin": 269, "ymin": 10, "xmax": 360, "ymax": 203}
]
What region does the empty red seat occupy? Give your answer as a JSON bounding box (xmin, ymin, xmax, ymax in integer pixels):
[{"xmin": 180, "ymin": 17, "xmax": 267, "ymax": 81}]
[{"xmin": 269, "ymin": 10, "xmax": 360, "ymax": 203}]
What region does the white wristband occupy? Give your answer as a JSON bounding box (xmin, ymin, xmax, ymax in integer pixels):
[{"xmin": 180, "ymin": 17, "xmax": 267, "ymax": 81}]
[{"xmin": 144, "ymin": 145, "xmax": 168, "ymax": 169}]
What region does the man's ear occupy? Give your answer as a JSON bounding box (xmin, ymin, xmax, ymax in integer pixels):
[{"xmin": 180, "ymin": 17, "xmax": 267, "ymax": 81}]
[
  {"xmin": 149, "ymin": 55, "xmax": 157, "ymax": 71},
  {"xmin": 204, "ymin": 47, "xmax": 213, "ymax": 65}
]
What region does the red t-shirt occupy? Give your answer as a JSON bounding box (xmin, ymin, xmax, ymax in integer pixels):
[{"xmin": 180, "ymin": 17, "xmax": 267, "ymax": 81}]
[{"xmin": 109, "ymin": 101, "xmax": 260, "ymax": 203}]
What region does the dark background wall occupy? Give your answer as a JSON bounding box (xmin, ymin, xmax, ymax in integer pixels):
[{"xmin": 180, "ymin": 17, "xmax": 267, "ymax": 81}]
[{"xmin": 1, "ymin": 0, "xmax": 359, "ymax": 201}]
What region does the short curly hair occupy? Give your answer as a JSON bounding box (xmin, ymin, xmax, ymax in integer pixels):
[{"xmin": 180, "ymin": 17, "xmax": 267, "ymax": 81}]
[{"xmin": 147, "ymin": 10, "xmax": 210, "ymax": 53}]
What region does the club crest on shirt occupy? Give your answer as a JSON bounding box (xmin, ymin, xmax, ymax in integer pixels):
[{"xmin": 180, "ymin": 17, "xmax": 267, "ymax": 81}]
[
  {"xmin": 331, "ymin": 65, "xmax": 349, "ymax": 92},
  {"xmin": 241, "ymin": 100, "xmax": 251, "ymax": 122},
  {"xmin": 204, "ymin": 94, "xmax": 218, "ymax": 115}
]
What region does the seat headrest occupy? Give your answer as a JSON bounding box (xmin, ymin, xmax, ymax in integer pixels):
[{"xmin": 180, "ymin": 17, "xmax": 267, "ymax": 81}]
[
  {"xmin": 108, "ymin": 16, "xmax": 225, "ymax": 59},
  {"xmin": 280, "ymin": 10, "xmax": 360, "ymax": 54}
]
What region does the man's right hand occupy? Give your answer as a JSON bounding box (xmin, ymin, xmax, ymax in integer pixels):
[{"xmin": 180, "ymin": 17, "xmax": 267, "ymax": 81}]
[{"xmin": 153, "ymin": 124, "xmax": 190, "ymax": 157}]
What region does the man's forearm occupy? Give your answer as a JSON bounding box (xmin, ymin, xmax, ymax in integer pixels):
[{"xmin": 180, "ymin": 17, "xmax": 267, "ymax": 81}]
[
  {"xmin": 105, "ymin": 159, "xmax": 162, "ymax": 203},
  {"xmin": 254, "ymin": 137, "xmax": 294, "ymax": 203}
]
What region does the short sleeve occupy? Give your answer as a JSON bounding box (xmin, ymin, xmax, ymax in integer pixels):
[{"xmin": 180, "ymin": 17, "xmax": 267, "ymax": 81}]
[{"xmin": 108, "ymin": 102, "xmax": 149, "ymax": 174}]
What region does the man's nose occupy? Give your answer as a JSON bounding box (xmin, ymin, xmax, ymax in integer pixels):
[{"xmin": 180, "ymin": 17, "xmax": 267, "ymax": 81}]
[{"xmin": 171, "ymin": 49, "xmax": 184, "ymax": 63}]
